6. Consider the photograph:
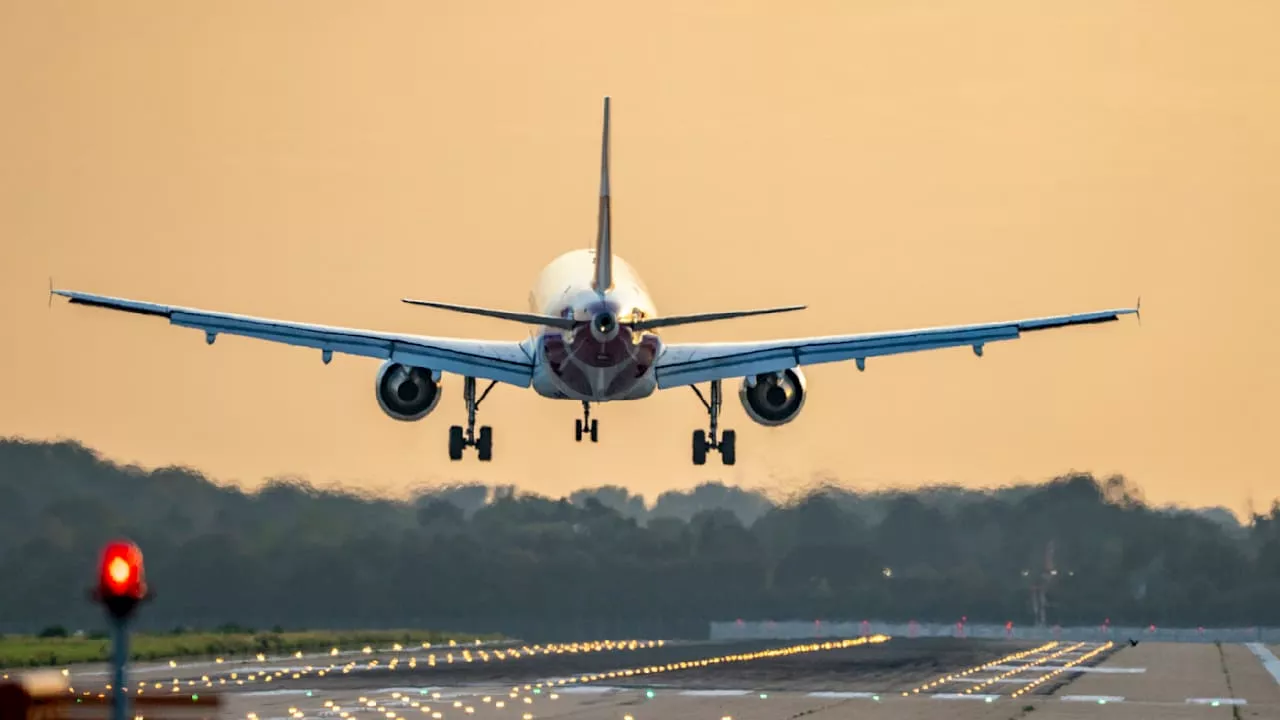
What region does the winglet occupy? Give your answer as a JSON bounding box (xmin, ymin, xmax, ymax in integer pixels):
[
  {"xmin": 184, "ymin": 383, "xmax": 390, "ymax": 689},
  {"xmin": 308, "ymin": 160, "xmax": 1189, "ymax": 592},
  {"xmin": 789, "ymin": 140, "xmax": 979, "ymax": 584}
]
[
  {"xmin": 48, "ymin": 277, "xmax": 53, "ymax": 309},
  {"xmin": 1135, "ymin": 296, "xmax": 1142, "ymax": 326},
  {"xmin": 592, "ymin": 96, "xmax": 613, "ymax": 293}
]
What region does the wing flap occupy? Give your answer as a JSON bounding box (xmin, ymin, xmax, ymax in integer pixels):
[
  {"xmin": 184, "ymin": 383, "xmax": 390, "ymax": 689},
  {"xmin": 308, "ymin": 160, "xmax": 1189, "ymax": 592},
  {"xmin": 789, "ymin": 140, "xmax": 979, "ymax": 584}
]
[{"xmin": 55, "ymin": 289, "xmax": 535, "ymax": 387}]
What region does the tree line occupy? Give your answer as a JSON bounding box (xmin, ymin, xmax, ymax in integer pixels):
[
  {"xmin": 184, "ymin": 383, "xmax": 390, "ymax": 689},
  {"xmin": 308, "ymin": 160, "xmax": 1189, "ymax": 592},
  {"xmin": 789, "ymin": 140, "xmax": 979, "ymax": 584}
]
[{"xmin": 0, "ymin": 438, "xmax": 1276, "ymax": 640}]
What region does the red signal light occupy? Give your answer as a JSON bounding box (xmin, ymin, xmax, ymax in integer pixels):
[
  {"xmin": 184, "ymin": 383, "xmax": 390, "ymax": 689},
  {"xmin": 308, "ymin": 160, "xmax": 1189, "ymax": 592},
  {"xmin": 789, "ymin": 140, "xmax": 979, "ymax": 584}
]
[{"xmin": 97, "ymin": 540, "xmax": 147, "ymax": 601}]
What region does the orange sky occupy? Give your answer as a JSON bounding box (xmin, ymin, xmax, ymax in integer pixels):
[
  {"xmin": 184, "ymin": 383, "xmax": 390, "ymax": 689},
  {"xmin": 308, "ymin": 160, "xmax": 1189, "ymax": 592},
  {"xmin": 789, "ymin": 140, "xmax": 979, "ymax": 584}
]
[{"xmin": 2, "ymin": 1, "xmax": 1276, "ymax": 515}]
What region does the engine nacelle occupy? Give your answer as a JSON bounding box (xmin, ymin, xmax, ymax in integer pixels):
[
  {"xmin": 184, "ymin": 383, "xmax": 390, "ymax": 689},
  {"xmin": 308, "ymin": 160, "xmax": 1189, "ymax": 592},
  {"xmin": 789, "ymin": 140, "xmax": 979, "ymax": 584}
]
[
  {"xmin": 375, "ymin": 361, "xmax": 442, "ymax": 422},
  {"xmin": 739, "ymin": 368, "xmax": 808, "ymax": 426}
]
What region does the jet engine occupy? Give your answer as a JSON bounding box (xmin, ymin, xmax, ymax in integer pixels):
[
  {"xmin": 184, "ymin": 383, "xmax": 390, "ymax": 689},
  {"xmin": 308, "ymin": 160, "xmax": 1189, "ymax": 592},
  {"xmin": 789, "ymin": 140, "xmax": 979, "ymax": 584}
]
[
  {"xmin": 375, "ymin": 361, "xmax": 442, "ymax": 421},
  {"xmin": 739, "ymin": 368, "xmax": 807, "ymax": 426}
]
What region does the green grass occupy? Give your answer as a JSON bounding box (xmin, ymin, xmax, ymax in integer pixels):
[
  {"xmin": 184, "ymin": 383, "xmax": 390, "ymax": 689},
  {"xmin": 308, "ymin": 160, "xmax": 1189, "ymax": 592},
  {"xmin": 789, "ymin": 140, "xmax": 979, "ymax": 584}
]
[{"xmin": 0, "ymin": 629, "xmax": 505, "ymax": 669}]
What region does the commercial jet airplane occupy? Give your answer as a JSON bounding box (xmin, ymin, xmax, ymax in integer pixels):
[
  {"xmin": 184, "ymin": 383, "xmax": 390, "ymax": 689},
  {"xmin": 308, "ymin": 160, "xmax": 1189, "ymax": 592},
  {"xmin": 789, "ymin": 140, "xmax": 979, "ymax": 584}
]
[{"xmin": 52, "ymin": 97, "xmax": 1139, "ymax": 465}]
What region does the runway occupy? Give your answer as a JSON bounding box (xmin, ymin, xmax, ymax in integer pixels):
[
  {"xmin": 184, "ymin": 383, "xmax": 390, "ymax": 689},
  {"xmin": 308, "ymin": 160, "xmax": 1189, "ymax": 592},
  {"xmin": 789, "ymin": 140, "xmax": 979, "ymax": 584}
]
[{"xmin": 52, "ymin": 637, "xmax": 1280, "ymax": 719}]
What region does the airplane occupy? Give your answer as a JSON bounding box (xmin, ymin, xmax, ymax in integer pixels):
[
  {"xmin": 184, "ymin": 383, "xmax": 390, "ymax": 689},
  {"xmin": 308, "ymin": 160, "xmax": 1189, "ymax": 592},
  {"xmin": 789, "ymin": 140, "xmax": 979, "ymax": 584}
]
[{"xmin": 51, "ymin": 97, "xmax": 1140, "ymax": 466}]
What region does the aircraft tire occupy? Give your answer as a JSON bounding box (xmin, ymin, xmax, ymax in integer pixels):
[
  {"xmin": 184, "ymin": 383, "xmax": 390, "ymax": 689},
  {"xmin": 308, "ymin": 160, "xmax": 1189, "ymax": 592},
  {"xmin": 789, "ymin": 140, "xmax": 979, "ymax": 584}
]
[
  {"xmin": 721, "ymin": 429, "xmax": 736, "ymax": 465},
  {"xmin": 448, "ymin": 426, "xmax": 465, "ymax": 461},
  {"xmin": 692, "ymin": 430, "xmax": 708, "ymax": 465}
]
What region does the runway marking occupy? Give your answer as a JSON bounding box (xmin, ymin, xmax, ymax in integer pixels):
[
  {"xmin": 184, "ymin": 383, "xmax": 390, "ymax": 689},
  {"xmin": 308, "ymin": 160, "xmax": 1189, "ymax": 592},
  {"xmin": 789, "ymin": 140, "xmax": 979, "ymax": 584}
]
[
  {"xmin": 1062, "ymin": 695, "xmax": 1125, "ymax": 703},
  {"xmin": 806, "ymin": 691, "xmax": 879, "ymax": 699},
  {"xmin": 1187, "ymin": 698, "xmax": 1247, "ymax": 705},
  {"xmin": 553, "ymin": 686, "xmax": 618, "ymax": 694},
  {"xmin": 932, "ymin": 693, "xmax": 999, "ymax": 700},
  {"xmin": 989, "ymin": 664, "xmax": 1144, "ymax": 673},
  {"xmin": 1247, "ymin": 643, "xmax": 1280, "ymax": 685},
  {"xmin": 678, "ymin": 689, "xmax": 750, "ymax": 696}
]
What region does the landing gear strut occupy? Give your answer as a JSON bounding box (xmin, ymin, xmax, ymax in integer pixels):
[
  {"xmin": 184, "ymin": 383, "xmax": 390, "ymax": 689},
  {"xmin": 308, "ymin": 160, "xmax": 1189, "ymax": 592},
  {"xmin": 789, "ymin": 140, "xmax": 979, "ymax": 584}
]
[
  {"xmin": 449, "ymin": 376, "xmax": 496, "ymax": 461},
  {"xmin": 575, "ymin": 401, "xmax": 599, "ymax": 443},
  {"xmin": 690, "ymin": 380, "xmax": 736, "ymax": 466}
]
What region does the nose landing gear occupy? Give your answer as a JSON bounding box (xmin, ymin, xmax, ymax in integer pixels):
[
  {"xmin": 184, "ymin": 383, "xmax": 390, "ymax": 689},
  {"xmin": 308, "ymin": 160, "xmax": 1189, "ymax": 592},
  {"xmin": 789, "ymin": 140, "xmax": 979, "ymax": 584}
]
[{"xmin": 691, "ymin": 380, "xmax": 736, "ymax": 465}]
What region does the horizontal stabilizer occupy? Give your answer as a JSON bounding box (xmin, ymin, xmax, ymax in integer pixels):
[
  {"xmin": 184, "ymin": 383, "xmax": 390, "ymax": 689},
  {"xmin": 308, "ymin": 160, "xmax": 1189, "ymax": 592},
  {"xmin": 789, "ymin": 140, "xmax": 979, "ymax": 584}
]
[
  {"xmin": 631, "ymin": 305, "xmax": 806, "ymax": 331},
  {"xmin": 401, "ymin": 298, "xmax": 576, "ymax": 329}
]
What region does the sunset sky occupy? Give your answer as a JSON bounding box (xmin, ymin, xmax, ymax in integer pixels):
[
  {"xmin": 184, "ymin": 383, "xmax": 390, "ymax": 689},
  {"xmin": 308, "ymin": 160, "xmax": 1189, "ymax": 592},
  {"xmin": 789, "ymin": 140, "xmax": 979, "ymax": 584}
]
[{"xmin": 2, "ymin": 1, "xmax": 1276, "ymax": 515}]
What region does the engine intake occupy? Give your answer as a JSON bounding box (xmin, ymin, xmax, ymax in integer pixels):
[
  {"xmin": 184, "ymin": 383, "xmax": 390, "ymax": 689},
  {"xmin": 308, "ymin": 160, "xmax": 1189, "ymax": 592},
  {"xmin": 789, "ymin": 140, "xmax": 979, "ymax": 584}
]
[
  {"xmin": 376, "ymin": 361, "xmax": 442, "ymax": 422},
  {"xmin": 739, "ymin": 368, "xmax": 807, "ymax": 426}
]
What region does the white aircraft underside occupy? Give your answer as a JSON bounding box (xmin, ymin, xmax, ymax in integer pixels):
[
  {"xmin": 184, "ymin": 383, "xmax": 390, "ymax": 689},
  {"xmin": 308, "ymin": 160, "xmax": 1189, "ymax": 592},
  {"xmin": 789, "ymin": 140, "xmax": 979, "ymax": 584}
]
[{"xmin": 52, "ymin": 97, "xmax": 1139, "ymax": 465}]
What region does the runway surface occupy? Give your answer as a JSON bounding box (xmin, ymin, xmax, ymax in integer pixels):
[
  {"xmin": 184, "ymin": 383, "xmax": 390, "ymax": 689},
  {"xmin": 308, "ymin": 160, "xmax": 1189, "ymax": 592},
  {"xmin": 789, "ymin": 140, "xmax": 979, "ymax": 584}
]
[{"xmin": 49, "ymin": 636, "xmax": 1280, "ymax": 719}]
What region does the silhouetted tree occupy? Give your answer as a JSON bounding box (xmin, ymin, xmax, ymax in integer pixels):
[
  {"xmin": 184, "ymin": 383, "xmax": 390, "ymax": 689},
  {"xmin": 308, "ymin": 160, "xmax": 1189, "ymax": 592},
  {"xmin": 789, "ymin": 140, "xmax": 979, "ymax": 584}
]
[{"xmin": 0, "ymin": 437, "xmax": 1264, "ymax": 638}]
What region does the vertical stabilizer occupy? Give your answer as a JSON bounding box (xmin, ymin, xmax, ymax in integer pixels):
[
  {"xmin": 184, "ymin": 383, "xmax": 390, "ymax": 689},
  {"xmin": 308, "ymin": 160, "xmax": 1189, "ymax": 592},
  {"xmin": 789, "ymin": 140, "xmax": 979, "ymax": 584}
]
[{"xmin": 593, "ymin": 97, "xmax": 613, "ymax": 292}]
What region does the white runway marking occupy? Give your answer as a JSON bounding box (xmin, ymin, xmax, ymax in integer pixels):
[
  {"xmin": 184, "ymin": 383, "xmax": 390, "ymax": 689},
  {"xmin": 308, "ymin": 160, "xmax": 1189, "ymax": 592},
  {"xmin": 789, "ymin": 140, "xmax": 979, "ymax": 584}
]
[
  {"xmin": 932, "ymin": 693, "xmax": 999, "ymax": 700},
  {"xmin": 1247, "ymin": 643, "xmax": 1280, "ymax": 685},
  {"xmin": 806, "ymin": 691, "xmax": 879, "ymax": 699},
  {"xmin": 1187, "ymin": 698, "xmax": 1247, "ymax": 705},
  {"xmin": 989, "ymin": 664, "xmax": 1144, "ymax": 673},
  {"xmin": 552, "ymin": 686, "xmax": 618, "ymax": 694},
  {"xmin": 678, "ymin": 689, "xmax": 750, "ymax": 696},
  {"xmin": 1061, "ymin": 695, "xmax": 1124, "ymax": 703}
]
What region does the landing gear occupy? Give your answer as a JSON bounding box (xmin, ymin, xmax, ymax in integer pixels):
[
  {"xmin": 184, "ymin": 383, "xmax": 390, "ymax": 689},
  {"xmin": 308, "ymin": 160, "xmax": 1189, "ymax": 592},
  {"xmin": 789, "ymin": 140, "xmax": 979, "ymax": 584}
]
[
  {"xmin": 449, "ymin": 376, "xmax": 496, "ymax": 461},
  {"xmin": 575, "ymin": 402, "xmax": 599, "ymax": 443},
  {"xmin": 691, "ymin": 380, "xmax": 736, "ymax": 466}
]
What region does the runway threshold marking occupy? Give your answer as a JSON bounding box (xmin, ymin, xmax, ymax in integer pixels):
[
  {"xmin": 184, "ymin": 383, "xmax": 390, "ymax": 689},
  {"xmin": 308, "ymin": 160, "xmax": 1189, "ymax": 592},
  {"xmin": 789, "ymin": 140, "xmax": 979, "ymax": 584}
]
[
  {"xmin": 1246, "ymin": 643, "xmax": 1280, "ymax": 685},
  {"xmin": 989, "ymin": 664, "xmax": 1144, "ymax": 673},
  {"xmin": 1187, "ymin": 698, "xmax": 1247, "ymax": 705},
  {"xmin": 1062, "ymin": 695, "xmax": 1124, "ymax": 703}
]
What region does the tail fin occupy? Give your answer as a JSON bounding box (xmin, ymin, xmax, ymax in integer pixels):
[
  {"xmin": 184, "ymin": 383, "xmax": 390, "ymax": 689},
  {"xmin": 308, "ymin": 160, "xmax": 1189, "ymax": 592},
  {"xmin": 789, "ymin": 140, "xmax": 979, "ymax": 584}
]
[{"xmin": 593, "ymin": 96, "xmax": 613, "ymax": 292}]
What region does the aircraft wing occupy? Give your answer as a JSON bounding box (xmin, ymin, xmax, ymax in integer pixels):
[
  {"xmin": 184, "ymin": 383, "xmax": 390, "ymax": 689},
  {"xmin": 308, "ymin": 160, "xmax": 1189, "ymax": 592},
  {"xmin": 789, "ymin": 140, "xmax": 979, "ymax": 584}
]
[
  {"xmin": 654, "ymin": 304, "xmax": 1139, "ymax": 389},
  {"xmin": 52, "ymin": 289, "xmax": 535, "ymax": 387}
]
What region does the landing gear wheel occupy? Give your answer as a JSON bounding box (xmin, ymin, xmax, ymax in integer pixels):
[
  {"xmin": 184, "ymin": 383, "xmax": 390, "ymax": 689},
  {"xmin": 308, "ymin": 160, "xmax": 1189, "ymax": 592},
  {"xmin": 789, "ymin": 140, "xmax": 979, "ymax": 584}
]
[
  {"xmin": 720, "ymin": 429, "xmax": 736, "ymax": 466},
  {"xmin": 689, "ymin": 380, "xmax": 736, "ymax": 466},
  {"xmin": 448, "ymin": 426, "xmax": 465, "ymax": 461},
  {"xmin": 477, "ymin": 426, "xmax": 493, "ymax": 461},
  {"xmin": 448, "ymin": 376, "xmax": 497, "ymax": 460},
  {"xmin": 575, "ymin": 402, "xmax": 599, "ymax": 444},
  {"xmin": 692, "ymin": 429, "xmax": 708, "ymax": 465}
]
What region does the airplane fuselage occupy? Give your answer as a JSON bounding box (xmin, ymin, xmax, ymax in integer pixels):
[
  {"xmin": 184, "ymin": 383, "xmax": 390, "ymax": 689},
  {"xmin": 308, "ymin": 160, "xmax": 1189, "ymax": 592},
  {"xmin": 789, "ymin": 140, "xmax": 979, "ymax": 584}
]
[{"xmin": 528, "ymin": 249, "xmax": 662, "ymax": 402}]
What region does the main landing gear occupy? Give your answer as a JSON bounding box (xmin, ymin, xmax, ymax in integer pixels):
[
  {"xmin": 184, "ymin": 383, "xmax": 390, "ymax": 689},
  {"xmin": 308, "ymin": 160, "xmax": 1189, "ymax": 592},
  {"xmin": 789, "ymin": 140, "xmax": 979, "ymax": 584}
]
[
  {"xmin": 449, "ymin": 376, "xmax": 496, "ymax": 461},
  {"xmin": 691, "ymin": 380, "xmax": 736, "ymax": 466},
  {"xmin": 575, "ymin": 401, "xmax": 599, "ymax": 443}
]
